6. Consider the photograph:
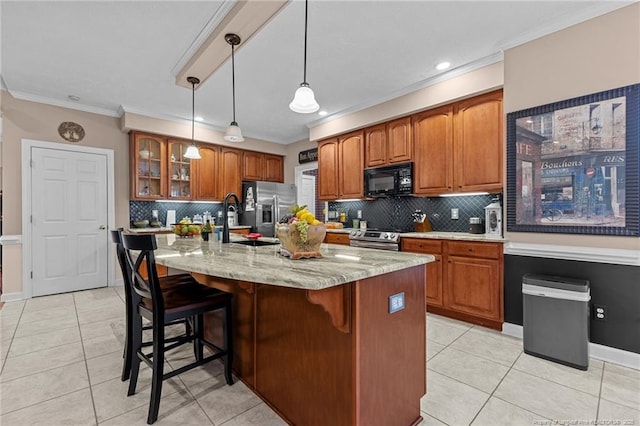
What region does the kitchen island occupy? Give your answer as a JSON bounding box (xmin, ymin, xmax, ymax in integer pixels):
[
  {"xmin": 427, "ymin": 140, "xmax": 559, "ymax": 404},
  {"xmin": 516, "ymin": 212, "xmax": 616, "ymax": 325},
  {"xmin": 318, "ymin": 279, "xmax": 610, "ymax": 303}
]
[{"xmin": 152, "ymin": 234, "xmax": 433, "ymax": 426}]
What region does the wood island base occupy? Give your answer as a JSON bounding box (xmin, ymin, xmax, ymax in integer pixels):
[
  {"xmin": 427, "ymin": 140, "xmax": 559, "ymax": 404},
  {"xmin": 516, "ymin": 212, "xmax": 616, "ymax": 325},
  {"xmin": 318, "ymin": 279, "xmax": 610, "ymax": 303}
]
[{"xmin": 193, "ymin": 265, "xmax": 426, "ymax": 426}]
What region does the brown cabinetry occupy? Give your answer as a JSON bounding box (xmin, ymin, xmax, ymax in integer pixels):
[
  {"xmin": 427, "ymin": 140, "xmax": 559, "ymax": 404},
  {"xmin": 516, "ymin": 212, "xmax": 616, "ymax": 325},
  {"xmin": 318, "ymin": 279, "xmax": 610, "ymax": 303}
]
[
  {"xmin": 412, "ymin": 106, "xmax": 454, "ymax": 195},
  {"xmin": 130, "ymin": 133, "xmax": 167, "ymax": 200},
  {"xmin": 324, "ymin": 232, "xmax": 350, "ymax": 245},
  {"xmin": 339, "ymin": 131, "xmax": 364, "ymax": 199},
  {"xmin": 401, "ymin": 239, "xmax": 443, "ymax": 307},
  {"xmin": 193, "ymin": 144, "xmax": 220, "ymax": 201},
  {"xmin": 317, "ymin": 138, "xmax": 340, "ymax": 200},
  {"xmin": 242, "ymin": 152, "xmax": 284, "ymax": 182},
  {"xmin": 412, "ymin": 91, "xmax": 503, "ymax": 195},
  {"xmin": 264, "ymin": 154, "xmax": 284, "ymax": 182},
  {"xmin": 219, "ymin": 147, "xmax": 243, "ymax": 201},
  {"xmin": 318, "ymin": 131, "xmax": 364, "ymax": 201},
  {"xmin": 401, "ymin": 237, "xmax": 503, "ymax": 329},
  {"xmin": 364, "ymin": 117, "xmax": 412, "ymax": 168},
  {"xmin": 454, "ymin": 90, "xmax": 503, "ymax": 193},
  {"xmin": 167, "ymin": 139, "xmax": 194, "ymax": 200}
]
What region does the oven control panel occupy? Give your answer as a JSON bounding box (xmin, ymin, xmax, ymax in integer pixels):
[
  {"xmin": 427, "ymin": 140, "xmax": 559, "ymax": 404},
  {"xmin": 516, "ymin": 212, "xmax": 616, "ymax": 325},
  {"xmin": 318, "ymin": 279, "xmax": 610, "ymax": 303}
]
[{"xmin": 349, "ymin": 230, "xmax": 400, "ymax": 243}]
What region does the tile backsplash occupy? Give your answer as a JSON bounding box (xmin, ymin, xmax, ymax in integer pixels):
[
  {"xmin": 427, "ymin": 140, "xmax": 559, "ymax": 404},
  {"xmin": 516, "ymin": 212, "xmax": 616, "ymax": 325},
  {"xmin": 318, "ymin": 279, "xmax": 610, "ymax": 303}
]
[
  {"xmin": 129, "ymin": 201, "xmax": 224, "ymax": 227},
  {"xmin": 130, "ymin": 193, "xmax": 502, "ymax": 233},
  {"xmin": 328, "ymin": 194, "xmax": 501, "ymax": 233}
]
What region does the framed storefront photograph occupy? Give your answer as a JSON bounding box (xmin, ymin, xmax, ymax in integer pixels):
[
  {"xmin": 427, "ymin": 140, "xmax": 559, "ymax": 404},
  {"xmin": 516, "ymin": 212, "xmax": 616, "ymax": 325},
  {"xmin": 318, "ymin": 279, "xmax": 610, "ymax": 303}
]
[{"xmin": 506, "ymin": 83, "xmax": 639, "ymax": 236}]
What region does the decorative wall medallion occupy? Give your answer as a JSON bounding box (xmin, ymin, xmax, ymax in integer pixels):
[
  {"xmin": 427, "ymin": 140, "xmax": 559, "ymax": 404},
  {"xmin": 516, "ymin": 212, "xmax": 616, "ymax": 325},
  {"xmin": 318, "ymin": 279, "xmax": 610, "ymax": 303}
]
[{"xmin": 58, "ymin": 121, "xmax": 85, "ymax": 142}]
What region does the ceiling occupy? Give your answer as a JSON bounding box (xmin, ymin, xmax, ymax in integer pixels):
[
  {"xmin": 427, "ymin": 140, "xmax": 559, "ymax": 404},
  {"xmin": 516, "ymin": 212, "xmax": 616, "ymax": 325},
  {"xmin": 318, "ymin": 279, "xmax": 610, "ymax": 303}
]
[{"xmin": 1, "ymin": 1, "xmax": 633, "ymax": 144}]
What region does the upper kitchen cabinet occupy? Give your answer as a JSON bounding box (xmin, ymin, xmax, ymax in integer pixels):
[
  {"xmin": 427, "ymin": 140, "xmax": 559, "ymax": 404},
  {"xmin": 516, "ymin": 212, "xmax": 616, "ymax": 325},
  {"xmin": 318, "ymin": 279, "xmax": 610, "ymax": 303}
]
[
  {"xmin": 364, "ymin": 124, "xmax": 386, "ymax": 167},
  {"xmin": 264, "ymin": 154, "xmax": 284, "ymax": 182},
  {"xmin": 364, "ymin": 117, "xmax": 412, "ymax": 168},
  {"xmin": 339, "ymin": 130, "xmax": 365, "ymax": 199},
  {"xmin": 242, "ymin": 151, "xmax": 265, "ymax": 181},
  {"xmin": 318, "ymin": 130, "xmax": 365, "ymax": 200},
  {"xmin": 454, "ymin": 90, "xmax": 503, "ymax": 193},
  {"xmin": 318, "ymin": 138, "xmax": 340, "ymax": 200},
  {"xmin": 219, "ymin": 147, "xmax": 243, "ymax": 201},
  {"xmin": 413, "ymin": 105, "xmax": 454, "ymax": 196},
  {"xmin": 193, "ymin": 144, "xmax": 220, "ymax": 201},
  {"xmin": 412, "ymin": 90, "xmax": 503, "ymax": 196},
  {"xmin": 130, "ymin": 132, "xmax": 167, "ymax": 200},
  {"xmin": 386, "ymin": 117, "xmax": 413, "ymax": 164},
  {"xmin": 167, "ymin": 139, "xmax": 194, "ymax": 200},
  {"xmin": 242, "ymin": 151, "xmax": 284, "ymax": 182}
]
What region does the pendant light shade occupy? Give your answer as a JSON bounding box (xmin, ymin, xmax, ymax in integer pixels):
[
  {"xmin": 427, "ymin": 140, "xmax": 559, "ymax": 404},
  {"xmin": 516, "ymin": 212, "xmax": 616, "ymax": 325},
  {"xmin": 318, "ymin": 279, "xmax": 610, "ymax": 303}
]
[
  {"xmin": 290, "ymin": 0, "xmax": 319, "ymax": 114},
  {"xmin": 289, "ymin": 83, "xmax": 319, "ymax": 114},
  {"xmin": 184, "ymin": 76, "xmax": 201, "ymax": 159},
  {"xmin": 223, "ymin": 33, "xmax": 244, "ymax": 142}
]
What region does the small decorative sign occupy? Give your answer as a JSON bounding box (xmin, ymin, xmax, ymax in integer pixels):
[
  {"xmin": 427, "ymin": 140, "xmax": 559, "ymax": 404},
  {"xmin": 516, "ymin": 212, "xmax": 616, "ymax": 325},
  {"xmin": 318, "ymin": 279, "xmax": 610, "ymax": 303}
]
[
  {"xmin": 298, "ymin": 148, "xmax": 318, "ymax": 164},
  {"xmin": 58, "ymin": 122, "xmax": 85, "ymax": 143}
]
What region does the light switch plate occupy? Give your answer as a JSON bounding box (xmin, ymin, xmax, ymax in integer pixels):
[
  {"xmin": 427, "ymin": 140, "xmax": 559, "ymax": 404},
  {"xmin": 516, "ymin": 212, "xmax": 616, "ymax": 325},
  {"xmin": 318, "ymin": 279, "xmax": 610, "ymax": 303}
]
[{"xmin": 389, "ymin": 292, "xmax": 405, "ymax": 314}]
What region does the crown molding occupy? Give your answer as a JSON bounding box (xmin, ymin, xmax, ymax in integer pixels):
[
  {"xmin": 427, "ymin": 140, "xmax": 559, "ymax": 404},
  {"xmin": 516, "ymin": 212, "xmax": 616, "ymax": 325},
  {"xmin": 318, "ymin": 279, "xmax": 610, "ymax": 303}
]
[{"xmin": 8, "ymin": 90, "xmax": 121, "ymax": 117}]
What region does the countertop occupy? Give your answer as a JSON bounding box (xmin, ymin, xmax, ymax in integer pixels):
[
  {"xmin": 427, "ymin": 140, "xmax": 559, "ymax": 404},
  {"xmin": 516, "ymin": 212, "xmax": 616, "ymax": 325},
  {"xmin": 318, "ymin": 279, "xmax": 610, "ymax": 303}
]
[
  {"xmin": 325, "ymin": 227, "xmax": 506, "ymax": 243},
  {"xmin": 151, "ymin": 234, "xmax": 433, "ymax": 290}
]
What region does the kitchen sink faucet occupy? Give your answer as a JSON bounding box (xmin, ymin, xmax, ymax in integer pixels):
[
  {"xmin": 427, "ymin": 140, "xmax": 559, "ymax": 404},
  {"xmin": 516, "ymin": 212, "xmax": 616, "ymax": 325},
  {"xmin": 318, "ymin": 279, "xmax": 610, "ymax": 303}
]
[{"xmin": 222, "ymin": 192, "xmax": 241, "ymax": 243}]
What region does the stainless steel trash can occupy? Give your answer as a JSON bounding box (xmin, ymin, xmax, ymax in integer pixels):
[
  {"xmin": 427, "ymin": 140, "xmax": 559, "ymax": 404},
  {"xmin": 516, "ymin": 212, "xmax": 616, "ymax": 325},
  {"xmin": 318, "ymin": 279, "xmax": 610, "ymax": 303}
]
[{"xmin": 522, "ymin": 274, "xmax": 590, "ymax": 370}]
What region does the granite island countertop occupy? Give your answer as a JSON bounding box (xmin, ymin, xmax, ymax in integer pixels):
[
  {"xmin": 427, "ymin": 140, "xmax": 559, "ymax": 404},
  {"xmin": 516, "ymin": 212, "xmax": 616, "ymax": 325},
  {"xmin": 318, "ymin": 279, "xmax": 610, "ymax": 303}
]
[{"xmin": 151, "ymin": 234, "xmax": 433, "ymax": 290}]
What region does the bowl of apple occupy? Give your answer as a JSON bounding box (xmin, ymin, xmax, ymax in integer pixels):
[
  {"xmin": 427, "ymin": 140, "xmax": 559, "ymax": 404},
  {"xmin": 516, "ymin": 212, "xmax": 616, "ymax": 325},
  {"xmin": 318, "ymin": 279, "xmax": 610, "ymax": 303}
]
[{"xmin": 172, "ymin": 222, "xmax": 202, "ymax": 238}]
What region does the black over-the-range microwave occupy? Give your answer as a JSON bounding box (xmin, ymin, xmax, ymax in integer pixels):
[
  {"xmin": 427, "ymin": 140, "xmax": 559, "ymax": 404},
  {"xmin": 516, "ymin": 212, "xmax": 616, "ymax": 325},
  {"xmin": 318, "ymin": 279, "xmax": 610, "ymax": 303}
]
[{"xmin": 364, "ymin": 162, "xmax": 413, "ymax": 197}]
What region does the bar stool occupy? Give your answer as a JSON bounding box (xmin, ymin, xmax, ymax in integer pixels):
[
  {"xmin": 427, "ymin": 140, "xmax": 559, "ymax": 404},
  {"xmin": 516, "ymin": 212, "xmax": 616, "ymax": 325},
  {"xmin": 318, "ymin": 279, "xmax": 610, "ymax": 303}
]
[
  {"xmin": 111, "ymin": 229, "xmax": 195, "ymax": 382},
  {"xmin": 122, "ymin": 233, "xmax": 233, "ymax": 424}
]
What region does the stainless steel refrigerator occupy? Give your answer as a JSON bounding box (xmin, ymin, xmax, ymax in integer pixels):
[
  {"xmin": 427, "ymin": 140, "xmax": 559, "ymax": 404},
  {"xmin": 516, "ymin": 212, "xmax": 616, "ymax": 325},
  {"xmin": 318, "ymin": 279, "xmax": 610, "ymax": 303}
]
[{"xmin": 240, "ymin": 181, "xmax": 297, "ymax": 237}]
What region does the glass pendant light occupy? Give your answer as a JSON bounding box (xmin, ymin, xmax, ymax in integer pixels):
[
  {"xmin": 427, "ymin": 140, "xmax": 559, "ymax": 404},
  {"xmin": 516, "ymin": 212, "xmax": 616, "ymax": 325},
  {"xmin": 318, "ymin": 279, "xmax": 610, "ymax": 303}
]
[
  {"xmin": 224, "ymin": 33, "xmax": 244, "ymax": 142},
  {"xmin": 184, "ymin": 76, "xmax": 202, "ymax": 159},
  {"xmin": 289, "ymin": 0, "xmax": 319, "ymax": 113}
]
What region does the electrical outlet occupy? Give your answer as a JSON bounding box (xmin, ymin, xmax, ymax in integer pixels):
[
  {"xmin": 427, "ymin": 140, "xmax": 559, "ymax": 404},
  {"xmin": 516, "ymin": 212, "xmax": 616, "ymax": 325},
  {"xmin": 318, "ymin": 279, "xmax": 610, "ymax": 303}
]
[
  {"xmin": 357, "ymin": 210, "xmax": 362, "ymax": 219},
  {"xmin": 389, "ymin": 292, "xmax": 405, "ymax": 314},
  {"xmin": 451, "ymin": 208, "xmax": 459, "ymax": 220},
  {"xmin": 593, "ymin": 304, "xmax": 607, "ymax": 321}
]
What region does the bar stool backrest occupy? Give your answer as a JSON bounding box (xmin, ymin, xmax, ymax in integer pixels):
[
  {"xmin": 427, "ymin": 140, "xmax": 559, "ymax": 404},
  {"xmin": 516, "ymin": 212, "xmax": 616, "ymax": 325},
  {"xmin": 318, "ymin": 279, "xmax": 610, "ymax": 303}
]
[{"xmin": 121, "ymin": 233, "xmax": 165, "ymax": 314}]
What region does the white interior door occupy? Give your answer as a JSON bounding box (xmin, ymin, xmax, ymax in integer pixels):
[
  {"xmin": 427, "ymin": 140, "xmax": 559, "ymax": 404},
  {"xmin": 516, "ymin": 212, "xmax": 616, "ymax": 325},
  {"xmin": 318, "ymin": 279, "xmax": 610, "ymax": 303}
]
[
  {"xmin": 298, "ymin": 174, "xmax": 316, "ymax": 216},
  {"xmin": 31, "ymin": 147, "xmax": 109, "ymax": 296}
]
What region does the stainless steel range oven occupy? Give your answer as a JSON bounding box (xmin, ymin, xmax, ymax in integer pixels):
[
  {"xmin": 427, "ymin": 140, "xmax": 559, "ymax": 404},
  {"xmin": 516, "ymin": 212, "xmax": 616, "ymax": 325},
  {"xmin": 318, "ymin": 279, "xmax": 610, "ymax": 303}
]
[{"xmin": 348, "ymin": 229, "xmax": 401, "ymax": 251}]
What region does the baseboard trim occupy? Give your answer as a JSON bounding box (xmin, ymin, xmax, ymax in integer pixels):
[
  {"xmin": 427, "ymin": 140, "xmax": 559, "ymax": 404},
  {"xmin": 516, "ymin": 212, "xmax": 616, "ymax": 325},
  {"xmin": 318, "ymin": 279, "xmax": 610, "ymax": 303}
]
[
  {"xmin": 501, "ymin": 322, "xmax": 640, "ymax": 371},
  {"xmin": 1, "ymin": 292, "xmax": 24, "ymax": 302},
  {"xmin": 109, "ymin": 279, "xmax": 124, "ymax": 287}
]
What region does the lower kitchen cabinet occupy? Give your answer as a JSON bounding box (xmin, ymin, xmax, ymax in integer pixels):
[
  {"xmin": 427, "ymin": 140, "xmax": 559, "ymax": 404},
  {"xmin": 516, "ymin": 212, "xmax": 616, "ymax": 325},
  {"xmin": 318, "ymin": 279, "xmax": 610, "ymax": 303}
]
[
  {"xmin": 401, "ymin": 238, "xmax": 503, "ymax": 329},
  {"xmin": 401, "ymin": 239, "xmax": 443, "ymax": 306},
  {"xmin": 324, "ymin": 233, "xmax": 350, "ymax": 245}
]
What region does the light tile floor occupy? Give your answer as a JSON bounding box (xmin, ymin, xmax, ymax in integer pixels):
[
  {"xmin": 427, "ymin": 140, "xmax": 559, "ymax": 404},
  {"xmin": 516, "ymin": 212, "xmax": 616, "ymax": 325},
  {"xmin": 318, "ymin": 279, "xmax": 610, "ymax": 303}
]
[{"xmin": 1, "ymin": 287, "xmax": 638, "ymax": 426}]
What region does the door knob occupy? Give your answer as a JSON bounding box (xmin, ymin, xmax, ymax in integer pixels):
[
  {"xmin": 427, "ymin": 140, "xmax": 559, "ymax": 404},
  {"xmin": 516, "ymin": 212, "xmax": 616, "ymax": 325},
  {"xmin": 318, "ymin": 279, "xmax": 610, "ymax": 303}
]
[{"xmin": 99, "ymin": 225, "xmax": 106, "ymax": 230}]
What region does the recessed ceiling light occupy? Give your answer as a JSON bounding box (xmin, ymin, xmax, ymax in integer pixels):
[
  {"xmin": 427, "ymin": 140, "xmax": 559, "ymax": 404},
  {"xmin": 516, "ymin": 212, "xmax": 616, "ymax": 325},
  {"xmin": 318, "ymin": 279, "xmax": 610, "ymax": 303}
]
[
  {"xmin": 318, "ymin": 110, "xmax": 328, "ymax": 116},
  {"xmin": 195, "ymin": 116, "xmax": 204, "ymax": 122},
  {"xmin": 67, "ymin": 95, "xmax": 80, "ymax": 101},
  {"xmin": 435, "ymin": 62, "xmax": 451, "ymax": 71}
]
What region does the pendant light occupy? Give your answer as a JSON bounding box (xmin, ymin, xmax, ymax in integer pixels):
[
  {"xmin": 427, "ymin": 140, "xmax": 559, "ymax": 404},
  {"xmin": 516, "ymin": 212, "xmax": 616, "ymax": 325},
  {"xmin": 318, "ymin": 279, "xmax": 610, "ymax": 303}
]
[
  {"xmin": 224, "ymin": 33, "xmax": 244, "ymax": 142},
  {"xmin": 184, "ymin": 76, "xmax": 202, "ymax": 159},
  {"xmin": 289, "ymin": 0, "xmax": 319, "ymax": 114}
]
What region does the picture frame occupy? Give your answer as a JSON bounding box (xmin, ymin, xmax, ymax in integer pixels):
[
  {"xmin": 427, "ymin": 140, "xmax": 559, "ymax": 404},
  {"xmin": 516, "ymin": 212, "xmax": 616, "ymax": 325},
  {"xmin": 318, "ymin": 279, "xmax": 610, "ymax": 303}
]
[{"xmin": 506, "ymin": 83, "xmax": 639, "ymax": 236}]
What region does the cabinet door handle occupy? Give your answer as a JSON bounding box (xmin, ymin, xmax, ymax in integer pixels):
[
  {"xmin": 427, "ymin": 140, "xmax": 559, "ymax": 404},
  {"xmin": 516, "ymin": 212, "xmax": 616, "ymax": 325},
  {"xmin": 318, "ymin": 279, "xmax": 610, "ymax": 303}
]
[{"xmin": 468, "ymin": 248, "xmax": 473, "ymax": 252}]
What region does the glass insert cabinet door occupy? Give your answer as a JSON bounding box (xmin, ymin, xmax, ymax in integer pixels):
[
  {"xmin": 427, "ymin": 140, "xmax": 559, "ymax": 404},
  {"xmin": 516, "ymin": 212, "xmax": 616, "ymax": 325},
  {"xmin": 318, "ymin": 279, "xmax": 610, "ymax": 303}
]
[
  {"xmin": 168, "ymin": 140, "xmax": 194, "ymax": 199},
  {"xmin": 134, "ymin": 134, "xmax": 166, "ymax": 199}
]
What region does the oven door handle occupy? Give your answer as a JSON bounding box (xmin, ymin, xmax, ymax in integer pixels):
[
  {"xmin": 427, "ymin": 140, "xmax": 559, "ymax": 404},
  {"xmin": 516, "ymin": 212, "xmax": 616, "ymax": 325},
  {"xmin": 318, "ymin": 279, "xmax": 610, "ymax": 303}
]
[{"xmin": 349, "ymin": 240, "xmax": 399, "ymax": 251}]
